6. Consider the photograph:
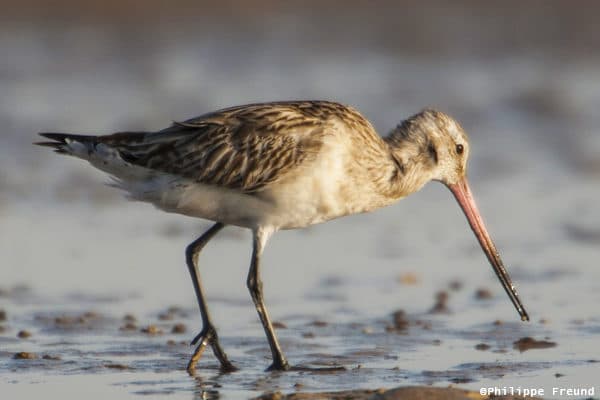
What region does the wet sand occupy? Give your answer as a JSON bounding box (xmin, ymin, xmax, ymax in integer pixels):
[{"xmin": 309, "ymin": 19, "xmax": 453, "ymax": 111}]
[{"xmin": 1, "ymin": 271, "xmax": 596, "ymax": 399}]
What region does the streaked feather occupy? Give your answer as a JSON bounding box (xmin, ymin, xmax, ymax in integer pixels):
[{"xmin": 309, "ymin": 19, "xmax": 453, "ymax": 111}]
[{"xmin": 40, "ymin": 101, "xmax": 376, "ymax": 193}]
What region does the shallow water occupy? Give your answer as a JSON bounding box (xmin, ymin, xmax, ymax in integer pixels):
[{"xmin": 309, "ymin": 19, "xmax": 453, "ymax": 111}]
[{"xmin": 1, "ymin": 3, "xmax": 600, "ymax": 399}]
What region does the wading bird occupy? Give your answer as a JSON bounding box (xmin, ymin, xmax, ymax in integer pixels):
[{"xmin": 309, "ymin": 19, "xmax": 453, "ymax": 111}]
[{"xmin": 37, "ymin": 100, "xmax": 529, "ymax": 373}]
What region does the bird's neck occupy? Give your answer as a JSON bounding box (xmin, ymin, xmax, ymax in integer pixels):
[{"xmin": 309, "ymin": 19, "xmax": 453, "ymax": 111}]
[{"xmin": 381, "ymin": 134, "xmax": 437, "ymax": 200}]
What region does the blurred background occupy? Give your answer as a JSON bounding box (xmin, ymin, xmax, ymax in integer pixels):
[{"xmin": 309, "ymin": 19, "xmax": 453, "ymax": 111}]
[{"xmin": 1, "ymin": 1, "xmax": 599, "ymax": 398}]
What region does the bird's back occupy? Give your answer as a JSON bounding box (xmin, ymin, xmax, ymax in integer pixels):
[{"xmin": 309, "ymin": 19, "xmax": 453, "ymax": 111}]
[{"xmin": 45, "ymin": 101, "xmax": 377, "ymax": 191}]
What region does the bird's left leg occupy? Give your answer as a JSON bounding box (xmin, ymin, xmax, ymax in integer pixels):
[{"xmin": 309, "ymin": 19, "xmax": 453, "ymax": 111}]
[
  {"xmin": 247, "ymin": 228, "xmax": 290, "ymax": 371},
  {"xmin": 185, "ymin": 222, "xmax": 237, "ymax": 374}
]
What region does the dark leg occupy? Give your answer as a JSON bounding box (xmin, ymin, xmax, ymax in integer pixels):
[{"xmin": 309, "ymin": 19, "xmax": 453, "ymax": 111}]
[
  {"xmin": 186, "ymin": 222, "xmax": 237, "ymax": 374},
  {"xmin": 246, "ymin": 229, "xmax": 290, "ymax": 371}
]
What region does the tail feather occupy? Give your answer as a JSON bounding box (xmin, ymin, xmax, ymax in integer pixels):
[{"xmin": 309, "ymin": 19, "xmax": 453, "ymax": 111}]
[
  {"xmin": 35, "ymin": 132, "xmax": 97, "ymax": 154},
  {"xmin": 35, "ymin": 141, "xmax": 69, "ymax": 154},
  {"xmin": 35, "ymin": 131, "xmax": 152, "ymax": 182}
]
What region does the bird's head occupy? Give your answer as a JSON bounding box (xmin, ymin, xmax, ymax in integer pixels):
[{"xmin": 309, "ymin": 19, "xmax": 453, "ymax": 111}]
[
  {"xmin": 389, "ymin": 109, "xmax": 529, "ymax": 322},
  {"xmin": 427, "ymin": 110, "xmax": 470, "ymax": 186},
  {"xmin": 392, "ymin": 109, "xmax": 470, "ymax": 186}
]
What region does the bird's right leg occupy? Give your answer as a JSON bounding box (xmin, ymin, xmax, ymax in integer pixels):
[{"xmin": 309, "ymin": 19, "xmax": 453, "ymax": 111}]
[
  {"xmin": 185, "ymin": 222, "xmax": 237, "ymax": 374},
  {"xmin": 247, "ymin": 228, "xmax": 290, "ymax": 371}
]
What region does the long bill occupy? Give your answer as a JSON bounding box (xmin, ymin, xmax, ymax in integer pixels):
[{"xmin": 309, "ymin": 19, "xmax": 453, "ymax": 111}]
[{"xmin": 447, "ymin": 177, "xmax": 529, "ymax": 321}]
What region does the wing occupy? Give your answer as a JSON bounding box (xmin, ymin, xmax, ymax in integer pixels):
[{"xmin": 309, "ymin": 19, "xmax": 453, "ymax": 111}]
[{"xmin": 100, "ymin": 101, "xmax": 339, "ymax": 193}]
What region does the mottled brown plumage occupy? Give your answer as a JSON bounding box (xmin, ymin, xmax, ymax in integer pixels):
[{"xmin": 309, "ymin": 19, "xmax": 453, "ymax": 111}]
[
  {"xmin": 83, "ymin": 101, "xmax": 377, "ymax": 193},
  {"xmin": 37, "ymin": 100, "xmax": 528, "ymax": 374}
]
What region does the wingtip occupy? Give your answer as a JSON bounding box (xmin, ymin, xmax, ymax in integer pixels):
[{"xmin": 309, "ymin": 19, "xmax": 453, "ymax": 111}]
[
  {"xmin": 38, "ymin": 132, "xmax": 69, "ymax": 142},
  {"xmin": 34, "ymin": 141, "xmax": 69, "ymax": 154}
]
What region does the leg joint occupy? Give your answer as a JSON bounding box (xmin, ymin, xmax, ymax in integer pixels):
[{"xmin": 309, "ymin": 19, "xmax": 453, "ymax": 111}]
[
  {"xmin": 246, "ymin": 275, "xmax": 263, "ymax": 298},
  {"xmin": 185, "ymin": 242, "xmax": 197, "ymax": 266}
]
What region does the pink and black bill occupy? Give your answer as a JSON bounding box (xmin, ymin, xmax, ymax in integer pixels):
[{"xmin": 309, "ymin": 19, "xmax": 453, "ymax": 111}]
[{"xmin": 447, "ymin": 177, "xmax": 529, "ymax": 321}]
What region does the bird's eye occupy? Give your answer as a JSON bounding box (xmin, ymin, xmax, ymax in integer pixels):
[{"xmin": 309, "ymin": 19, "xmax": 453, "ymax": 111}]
[{"xmin": 456, "ymin": 144, "xmax": 464, "ymax": 155}]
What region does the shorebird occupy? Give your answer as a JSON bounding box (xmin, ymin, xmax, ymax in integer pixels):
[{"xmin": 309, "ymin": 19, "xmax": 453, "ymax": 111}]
[{"xmin": 37, "ymin": 100, "xmax": 529, "ymax": 373}]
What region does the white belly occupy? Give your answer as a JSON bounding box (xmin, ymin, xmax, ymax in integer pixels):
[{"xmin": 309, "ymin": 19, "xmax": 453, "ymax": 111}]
[{"xmin": 127, "ymin": 171, "xmax": 363, "ymax": 231}]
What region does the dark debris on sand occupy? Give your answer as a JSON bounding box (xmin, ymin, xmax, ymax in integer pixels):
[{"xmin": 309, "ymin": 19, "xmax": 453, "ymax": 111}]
[
  {"xmin": 171, "ymin": 323, "xmax": 187, "ymax": 334},
  {"xmin": 141, "ymin": 325, "xmax": 163, "ymax": 335},
  {"xmin": 474, "ymin": 288, "xmax": 493, "ymax": 300},
  {"xmin": 513, "ymin": 337, "xmax": 557, "ymax": 352},
  {"xmin": 104, "ymin": 363, "xmax": 131, "ymax": 370},
  {"xmin": 475, "ymin": 343, "xmax": 491, "ymax": 351},
  {"xmin": 254, "ymin": 386, "xmax": 543, "ymax": 400},
  {"xmin": 429, "ymin": 291, "xmax": 450, "ymax": 314},
  {"xmin": 120, "ymin": 322, "xmax": 137, "ymax": 331},
  {"xmin": 385, "ymin": 310, "xmax": 409, "ymax": 333},
  {"xmin": 17, "ymin": 330, "xmax": 32, "ymax": 339},
  {"xmin": 13, "ymin": 352, "xmax": 37, "ymax": 360}
]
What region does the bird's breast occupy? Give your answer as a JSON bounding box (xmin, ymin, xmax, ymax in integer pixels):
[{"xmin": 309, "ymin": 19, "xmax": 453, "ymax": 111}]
[{"xmin": 260, "ymin": 140, "xmax": 395, "ymax": 230}]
